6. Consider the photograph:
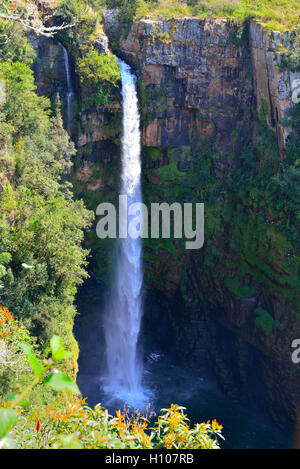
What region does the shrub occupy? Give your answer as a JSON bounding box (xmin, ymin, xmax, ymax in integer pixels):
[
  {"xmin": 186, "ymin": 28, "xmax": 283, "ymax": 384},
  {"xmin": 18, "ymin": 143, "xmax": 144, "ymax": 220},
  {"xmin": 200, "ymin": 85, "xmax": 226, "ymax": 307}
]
[
  {"xmin": 135, "ymin": 0, "xmax": 300, "ymax": 31},
  {"xmin": 10, "ymin": 402, "xmax": 223, "ymax": 449},
  {"xmin": 0, "ymin": 59, "xmax": 93, "ymax": 361},
  {"xmin": 0, "ymin": 331, "xmax": 224, "ymax": 449},
  {"xmin": 78, "ymin": 49, "xmax": 121, "ymax": 106}
]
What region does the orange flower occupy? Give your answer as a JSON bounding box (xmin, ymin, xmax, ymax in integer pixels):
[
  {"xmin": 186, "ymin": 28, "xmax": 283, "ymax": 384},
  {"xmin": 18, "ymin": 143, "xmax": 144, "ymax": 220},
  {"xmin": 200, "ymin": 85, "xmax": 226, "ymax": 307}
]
[
  {"xmin": 168, "ymin": 412, "xmax": 182, "ymax": 430},
  {"xmin": 211, "ymin": 419, "xmax": 223, "ymax": 431},
  {"xmin": 49, "ymin": 402, "xmax": 86, "ymax": 422},
  {"xmin": 43, "ymin": 406, "xmax": 53, "ymax": 415},
  {"xmin": 115, "ymin": 410, "xmax": 127, "ymax": 434},
  {"xmin": 0, "ymin": 307, "xmax": 14, "ymax": 322},
  {"xmin": 94, "ymin": 432, "xmax": 109, "ymax": 443},
  {"xmin": 170, "ymin": 404, "xmax": 179, "ymax": 412},
  {"xmin": 164, "ymin": 434, "xmax": 175, "ymax": 449}
]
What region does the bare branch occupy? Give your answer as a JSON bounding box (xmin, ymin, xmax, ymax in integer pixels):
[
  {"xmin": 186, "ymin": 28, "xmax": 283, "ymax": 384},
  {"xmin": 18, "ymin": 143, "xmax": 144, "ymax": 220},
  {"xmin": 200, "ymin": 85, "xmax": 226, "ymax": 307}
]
[
  {"xmin": 0, "ymin": 1, "xmax": 76, "ymax": 38},
  {"xmin": 0, "ymin": 13, "xmax": 75, "ymax": 37}
]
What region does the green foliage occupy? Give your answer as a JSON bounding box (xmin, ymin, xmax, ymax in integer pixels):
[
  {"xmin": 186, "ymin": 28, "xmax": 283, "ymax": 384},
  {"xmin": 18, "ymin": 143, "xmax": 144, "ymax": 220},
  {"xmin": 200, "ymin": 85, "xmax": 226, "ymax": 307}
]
[
  {"xmin": 115, "ymin": 0, "xmax": 138, "ymax": 38},
  {"xmin": 223, "ymin": 113, "xmax": 300, "ymax": 314},
  {"xmin": 268, "ymin": 165, "xmax": 300, "ymax": 234},
  {"xmin": 45, "ymin": 372, "xmax": 80, "ymax": 394},
  {"xmin": 255, "ymin": 307, "xmax": 283, "ymax": 336},
  {"xmin": 279, "ymin": 32, "xmax": 300, "ymax": 71},
  {"xmin": 0, "ymin": 333, "xmax": 82, "ymax": 448},
  {"xmin": 0, "ymin": 60, "xmax": 50, "ymax": 141},
  {"xmin": 102, "ymin": 0, "xmax": 138, "ymax": 47},
  {"xmin": 54, "ymin": 0, "xmax": 102, "ymax": 45},
  {"xmin": 224, "ymin": 277, "xmax": 256, "ymax": 300},
  {"xmin": 50, "ymin": 335, "xmax": 72, "ymax": 362},
  {"xmin": 0, "ymin": 19, "xmax": 35, "ymax": 64},
  {"xmin": 136, "ymin": 0, "xmax": 300, "ymax": 31},
  {"xmin": 136, "ymin": 0, "xmax": 192, "ymax": 20},
  {"xmin": 0, "ymin": 306, "xmax": 33, "ymax": 400},
  {"xmin": 259, "ymin": 98, "xmax": 269, "ymax": 127},
  {"xmin": 0, "ymin": 58, "xmax": 93, "ymax": 362},
  {"xmin": 142, "ymin": 102, "xmax": 300, "ymax": 335},
  {"xmin": 78, "ymin": 49, "xmax": 120, "ymax": 106},
  {"xmin": 9, "ymin": 401, "xmax": 223, "ymax": 449},
  {"xmin": 21, "ymin": 345, "xmax": 42, "ymax": 378},
  {"xmin": 0, "ymin": 332, "xmax": 224, "ymax": 449},
  {"xmin": 0, "ymin": 408, "xmax": 16, "ymax": 440},
  {"xmin": 79, "ymin": 50, "xmax": 120, "ymax": 86}
]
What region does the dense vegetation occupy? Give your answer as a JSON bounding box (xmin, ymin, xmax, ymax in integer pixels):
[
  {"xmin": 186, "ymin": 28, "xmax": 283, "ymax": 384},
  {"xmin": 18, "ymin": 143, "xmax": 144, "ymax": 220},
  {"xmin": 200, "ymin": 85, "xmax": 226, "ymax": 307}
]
[
  {"xmin": 135, "ymin": 0, "xmax": 300, "ymax": 31},
  {"xmin": 81, "ymin": 0, "xmax": 300, "ymax": 31},
  {"xmin": 0, "ymin": 308, "xmax": 223, "ymax": 449},
  {"xmin": 0, "ymin": 20, "xmax": 94, "ymax": 389},
  {"xmin": 141, "ymin": 109, "xmax": 300, "ymax": 335},
  {"xmin": 80, "ymin": 0, "xmax": 300, "ymax": 31},
  {"xmin": 78, "ymin": 50, "xmax": 120, "ymax": 106}
]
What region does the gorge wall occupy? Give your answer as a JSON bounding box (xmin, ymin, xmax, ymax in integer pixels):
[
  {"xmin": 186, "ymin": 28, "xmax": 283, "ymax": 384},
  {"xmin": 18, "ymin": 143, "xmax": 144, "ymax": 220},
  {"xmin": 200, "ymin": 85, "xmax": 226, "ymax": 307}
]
[
  {"xmin": 104, "ymin": 15, "xmax": 300, "ymax": 427},
  {"xmin": 30, "ymin": 13, "xmax": 300, "ymax": 428}
]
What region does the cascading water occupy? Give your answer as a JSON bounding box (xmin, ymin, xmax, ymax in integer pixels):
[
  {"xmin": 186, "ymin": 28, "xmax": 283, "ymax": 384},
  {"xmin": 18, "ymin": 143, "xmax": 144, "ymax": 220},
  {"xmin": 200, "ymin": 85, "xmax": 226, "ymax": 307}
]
[
  {"xmin": 60, "ymin": 42, "xmax": 74, "ymax": 133},
  {"xmin": 103, "ymin": 58, "xmax": 147, "ymax": 407}
]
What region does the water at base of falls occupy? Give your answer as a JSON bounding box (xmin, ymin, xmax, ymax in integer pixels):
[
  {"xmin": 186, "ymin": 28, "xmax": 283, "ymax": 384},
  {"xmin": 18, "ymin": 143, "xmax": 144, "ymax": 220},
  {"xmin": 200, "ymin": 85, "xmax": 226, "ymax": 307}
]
[
  {"xmin": 101, "ymin": 58, "xmax": 149, "ymax": 409},
  {"xmin": 75, "ymin": 277, "xmax": 291, "ymax": 449}
]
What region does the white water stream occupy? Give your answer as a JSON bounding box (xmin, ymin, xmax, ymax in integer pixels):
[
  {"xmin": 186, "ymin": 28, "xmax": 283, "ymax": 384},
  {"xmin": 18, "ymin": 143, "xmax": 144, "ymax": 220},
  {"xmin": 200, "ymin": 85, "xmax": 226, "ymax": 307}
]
[
  {"xmin": 103, "ymin": 59, "xmax": 146, "ymax": 406},
  {"xmin": 60, "ymin": 42, "xmax": 74, "ymax": 133}
]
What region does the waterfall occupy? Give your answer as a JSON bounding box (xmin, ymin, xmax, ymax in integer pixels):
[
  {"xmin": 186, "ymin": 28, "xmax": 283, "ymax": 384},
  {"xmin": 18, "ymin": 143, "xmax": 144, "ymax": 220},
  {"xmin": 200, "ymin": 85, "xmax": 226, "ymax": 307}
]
[
  {"xmin": 103, "ymin": 58, "xmax": 146, "ymax": 406},
  {"xmin": 60, "ymin": 42, "xmax": 74, "ymax": 133}
]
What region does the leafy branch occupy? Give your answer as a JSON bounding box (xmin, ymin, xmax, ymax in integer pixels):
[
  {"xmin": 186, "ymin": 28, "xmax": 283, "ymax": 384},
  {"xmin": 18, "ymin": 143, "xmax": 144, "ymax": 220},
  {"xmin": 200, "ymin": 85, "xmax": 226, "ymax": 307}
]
[{"xmin": 0, "ymin": 334, "xmax": 80, "ymax": 449}]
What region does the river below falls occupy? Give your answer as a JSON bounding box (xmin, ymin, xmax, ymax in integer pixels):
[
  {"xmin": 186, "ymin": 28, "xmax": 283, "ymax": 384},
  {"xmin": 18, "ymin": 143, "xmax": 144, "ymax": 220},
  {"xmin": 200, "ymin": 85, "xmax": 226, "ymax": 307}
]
[{"xmin": 74, "ymin": 276, "xmax": 291, "ymax": 449}]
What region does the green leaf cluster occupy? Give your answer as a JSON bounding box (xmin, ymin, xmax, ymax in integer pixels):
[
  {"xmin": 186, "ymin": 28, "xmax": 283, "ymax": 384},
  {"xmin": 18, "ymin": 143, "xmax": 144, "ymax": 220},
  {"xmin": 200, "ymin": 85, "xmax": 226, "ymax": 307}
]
[
  {"xmin": 78, "ymin": 49, "xmax": 121, "ymax": 106},
  {"xmin": 0, "ymin": 56, "xmax": 93, "ymax": 366}
]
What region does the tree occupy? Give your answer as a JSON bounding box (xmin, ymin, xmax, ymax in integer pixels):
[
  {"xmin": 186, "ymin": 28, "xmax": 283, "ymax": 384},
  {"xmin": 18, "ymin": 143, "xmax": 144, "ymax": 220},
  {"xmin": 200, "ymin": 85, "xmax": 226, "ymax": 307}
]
[
  {"xmin": 0, "ymin": 0, "xmax": 76, "ymax": 39},
  {"xmin": 0, "ymin": 58, "xmax": 94, "ymax": 358},
  {"xmin": 78, "ymin": 49, "xmax": 120, "ymax": 106}
]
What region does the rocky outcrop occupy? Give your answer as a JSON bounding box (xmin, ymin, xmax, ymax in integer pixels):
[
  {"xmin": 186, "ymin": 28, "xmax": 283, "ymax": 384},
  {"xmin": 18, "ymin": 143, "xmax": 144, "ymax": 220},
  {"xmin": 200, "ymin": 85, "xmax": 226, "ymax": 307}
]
[
  {"xmin": 29, "ymin": 34, "xmax": 70, "ymax": 102},
  {"xmin": 250, "ymin": 21, "xmax": 300, "ymax": 154},
  {"xmin": 105, "ymin": 15, "xmax": 298, "ymax": 156},
  {"xmin": 106, "ymin": 15, "xmax": 253, "ymax": 154}
]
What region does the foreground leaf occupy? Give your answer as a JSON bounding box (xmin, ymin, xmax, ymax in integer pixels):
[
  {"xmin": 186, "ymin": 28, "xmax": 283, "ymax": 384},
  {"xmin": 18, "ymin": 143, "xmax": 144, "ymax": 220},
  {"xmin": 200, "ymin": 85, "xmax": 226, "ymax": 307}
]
[
  {"xmin": 0, "ymin": 408, "xmax": 17, "ymax": 439},
  {"xmin": 45, "ymin": 372, "xmax": 80, "ymax": 394},
  {"xmin": 21, "ymin": 344, "xmax": 42, "ymax": 377},
  {"xmin": 52, "ymin": 434, "xmax": 83, "ymax": 449},
  {"xmin": 0, "ymin": 435, "xmax": 17, "ymax": 449},
  {"xmin": 50, "ymin": 335, "xmax": 71, "ymax": 362}
]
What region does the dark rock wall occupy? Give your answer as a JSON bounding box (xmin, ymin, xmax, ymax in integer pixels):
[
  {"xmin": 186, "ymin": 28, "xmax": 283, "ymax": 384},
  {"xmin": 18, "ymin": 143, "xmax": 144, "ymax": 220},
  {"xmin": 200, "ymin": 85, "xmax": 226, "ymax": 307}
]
[
  {"xmin": 29, "ymin": 14, "xmax": 300, "ymax": 428},
  {"xmin": 103, "ymin": 15, "xmax": 300, "ymax": 427}
]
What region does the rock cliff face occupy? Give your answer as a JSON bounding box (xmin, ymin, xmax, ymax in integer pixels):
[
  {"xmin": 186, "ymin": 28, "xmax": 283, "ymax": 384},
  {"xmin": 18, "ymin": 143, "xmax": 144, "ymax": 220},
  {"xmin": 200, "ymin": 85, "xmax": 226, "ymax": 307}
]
[
  {"xmin": 30, "ymin": 34, "xmax": 70, "ymax": 103},
  {"xmin": 250, "ymin": 21, "xmax": 300, "ymax": 154},
  {"xmin": 105, "ymin": 14, "xmax": 299, "ymax": 154},
  {"xmin": 30, "ymin": 13, "xmax": 300, "ymax": 429},
  {"xmin": 103, "ymin": 15, "xmax": 300, "ymax": 428},
  {"xmin": 107, "ymin": 15, "xmax": 253, "ymax": 154}
]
